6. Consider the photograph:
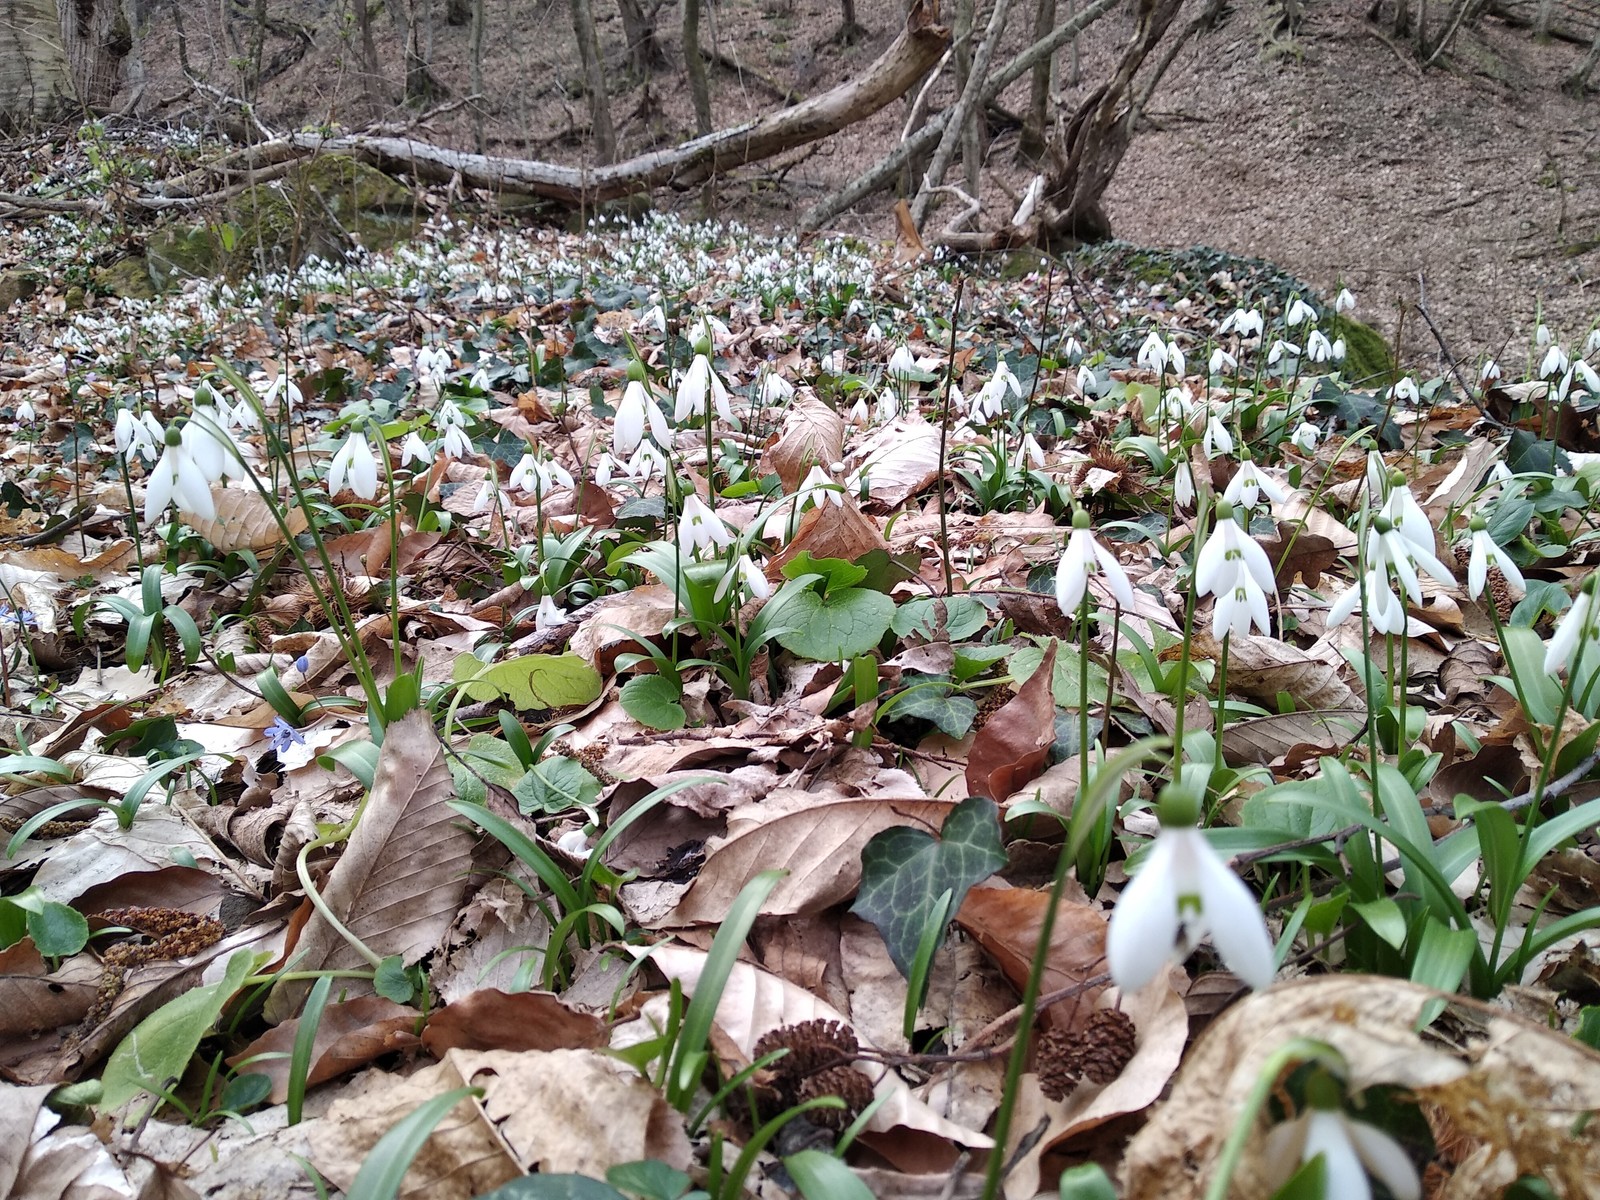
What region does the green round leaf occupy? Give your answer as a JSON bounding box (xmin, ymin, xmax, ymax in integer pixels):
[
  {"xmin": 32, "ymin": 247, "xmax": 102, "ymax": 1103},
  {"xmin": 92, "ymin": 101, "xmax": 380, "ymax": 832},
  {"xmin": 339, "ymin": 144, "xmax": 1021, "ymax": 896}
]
[
  {"xmin": 28, "ymin": 901, "xmax": 89, "ymax": 957},
  {"xmin": 776, "ymin": 588, "xmax": 896, "ymax": 662},
  {"xmin": 620, "ymin": 675, "xmax": 686, "ymax": 732}
]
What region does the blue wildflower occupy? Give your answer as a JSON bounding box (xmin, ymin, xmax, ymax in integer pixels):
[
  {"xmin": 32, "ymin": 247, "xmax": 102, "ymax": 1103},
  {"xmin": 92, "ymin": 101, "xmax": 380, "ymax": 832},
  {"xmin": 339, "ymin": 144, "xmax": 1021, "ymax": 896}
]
[{"xmin": 266, "ymin": 717, "xmax": 306, "ymax": 754}]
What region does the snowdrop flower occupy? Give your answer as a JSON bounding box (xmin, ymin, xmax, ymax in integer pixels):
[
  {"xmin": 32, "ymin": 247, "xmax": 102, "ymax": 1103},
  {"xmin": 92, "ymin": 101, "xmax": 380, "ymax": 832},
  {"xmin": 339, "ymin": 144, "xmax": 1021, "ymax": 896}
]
[
  {"xmin": 1285, "ymin": 297, "xmax": 1317, "ymax": 327},
  {"xmin": 1209, "ymin": 347, "xmax": 1237, "ymax": 375},
  {"xmin": 472, "ymin": 477, "xmax": 497, "ymax": 514},
  {"xmin": 184, "ymin": 404, "xmax": 241, "ymax": 482},
  {"xmin": 438, "ymin": 423, "xmax": 472, "ymax": 460},
  {"xmin": 865, "ymin": 321, "xmax": 885, "ymax": 343},
  {"xmin": 678, "ymin": 494, "xmax": 733, "ymax": 557},
  {"xmin": 328, "ymin": 432, "xmax": 380, "ymax": 500},
  {"xmin": 886, "ymin": 345, "xmax": 918, "ymax": 381},
  {"xmin": 970, "ymin": 380, "xmax": 1005, "ymax": 425},
  {"xmin": 1378, "ymin": 474, "xmax": 1435, "ymax": 563},
  {"xmin": 263, "ymin": 375, "xmax": 302, "ymax": 411},
  {"xmin": 592, "ymin": 452, "xmax": 614, "ymax": 488},
  {"xmin": 1107, "ymin": 783, "xmax": 1275, "ymax": 992},
  {"xmin": 1541, "ymin": 343, "xmax": 1570, "ymax": 379},
  {"xmin": 436, "ymin": 398, "xmax": 468, "ymax": 430},
  {"xmin": 1305, "ymin": 330, "xmax": 1334, "ymax": 363},
  {"xmin": 415, "ymin": 347, "xmax": 451, "ymax": 380},
  {"xmin": 1335, "ymin": 288, "xmax": 1357, "ymax": 315},
  {"xmin": 626, "ymin": 438, "xmax": 668, "ymax": 481},
  {"xmin": 1536, "ymin": 324, "xmax": 1552, "ymax": 347},
  {"xmin": 1223, "ymin": 454, "xmax": 1287, "ymax": 512},
  {"xmin": 714, "ymin": 553, "xmax": 772, "ymax": 603},
  {"xmin": 1544, "ymin": 578, "xmax": 1598, "ymax": 675},
  {"xmin": 846, "ymin": 396, "xmax": 871, "ymax": 427},
  {"xmin": 143, "ymin": 422, "xmax": 216, "ymax": 523},
  {"xmin": 615, "ymin": 371, "xmax": 671, "ymax": 456},
  {"xmin": 1062, "ymin": 335, "xmax": 1084, "ymax": 363},
  {"xmin": 1054, "ymin": 509, "xmax": 1135, "ymax": 616},
  {"xmin": 1203, "ymin": 415, "xmax": 1234, "ymax": 459},
  {"xmin": 1195, "ymin": 502, "xmax": 1276, "ymax": 640},
  {"xmin": 1481, "ymin": 359, "xmax": 1502, "ymax": 384},
  {"xmin": 115, "ymin": 408, "xmax": 158, "ymax": 462},
  {"xmin": 991, "ymin": 360, "xmax": 1023, "ymax": 399},
  {"xmin": 1464, "ymin": 515, "xmax": 1524, "ymax": 601},
  {"xmin": 1076, "ymin": 364, "xmax": 1100, "ymax": 397},
  {"xmin": 1327, "ymin": 566, "xmax": 1407, "ymax": 635},
  {"xmin": 535, "ymin": 595, "xmax": 567, "ymax": 631},
  {"xmin": 510, "ymin": 453, "xmax": 573, "ymax": 495},
  {"xmin": 1367, "ymin": 515, "xmax": 1456, "ymax": 605},
  {"xmin": 759, "ymin": 371, "xmax": 795, "ymax": 405},
  {"xmin": 469, "ymin": 368, "xmax": 492, "ymax": 393},
  {"xmin": 1292, "ymin": 421, "xmax": 1321, "ymax": 452},
  {"xmin": 14, "ymin": 399, "xmax": 35, "ymax": 425},
  {"xmin": 1173, "ymin": 461, "xmax": 1195, "ymax": 509},
  {"xmin": 875, "ymin": 388, "xmax": 901, "ymax": 423},
  {"xmin": 1263, "ymin": 1079, "xmax": 1420, "ymax": 1200},
  {"xmin": 797, "ymin": 464, "xmax": 844, "ymax": 508},
  {"xmin": 1267, "ymin": 338, "xmax": 1300, "ymax": 366},
  {"xmin": 1014, "ymin": 431, "xmax": 1045, "ymax": 470},
  {"xmin": 1391, "ymin": 377, "xmax": 1420, "ymax": 404},
  {"xmin": 675, "ymin": 354, "xmax": 734, "ymax": 425},
  {"xmin": 1331, "ymin": 338, "xmax": 1347, "ymax": 362},
  {"xmin": 1575, "ymin": 360, "xmax": 1600, "ymax": 395},
  {"xmin": 400, "ymin": 431, "xmax": 432, "ymax": 467},
  {"xmin": 639, "ymin": 305, "xmax": 667, "ymax": 334},
  {"xmin": 1220, "ymin": 308, "xmax": 1264, "ymax": 339},
  {"xmin": 688, "ymin": 314, "xmax": 732, "ymax": 350},
  {"xmin": 1585, "ymin": 328, "xmax": 1600, "ymax": 358},
  {"xmin": 1137, "ymin": 330, "xmax": 1168, "ymax": 373}
]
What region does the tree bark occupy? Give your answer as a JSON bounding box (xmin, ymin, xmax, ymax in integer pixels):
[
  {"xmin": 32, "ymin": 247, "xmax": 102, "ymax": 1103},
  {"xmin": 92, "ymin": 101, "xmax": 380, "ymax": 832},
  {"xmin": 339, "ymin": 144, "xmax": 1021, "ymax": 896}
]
[
  {"xmin": 0, "ymin": 0, "xmax": 75, "ymax": 128},
  {"xmin": 615, "ymin": 0, "xmax": 664, "ymax": 72},
  {"xmin": 60, "ymin": 0, "xmax": 132, "ymax": 110},
  {"xmin": 683, "ymin": 0, "xmax": 711, "ymax": 134},
  {"xmin": 910, "ymin": 0, "xmax": 1011, "ymax": 228},
  {"xmin": 287, "ymin": 0, "xmax": 949, "ymax": 203},
  {"xmin": 952, "ymin": 0, "xmax": 980, "ymax": 194},
  {"xmin": 571, "ymin": 0, "xmax": 616, "ymax": 160},
  {"xmin": 1020, "ymin": 0, "xmax": 1056, "ymax": 158},
  {"xmin": 351, "ymin": 0, "xmax": 382, "ymax": 102},
  {"xmin": 1564, "ymin": 20, "xmax": 1600, "ymax": 90},
  {"xmin": 468, "ymin": 0, "xmax": 484, "ymax": 150}
]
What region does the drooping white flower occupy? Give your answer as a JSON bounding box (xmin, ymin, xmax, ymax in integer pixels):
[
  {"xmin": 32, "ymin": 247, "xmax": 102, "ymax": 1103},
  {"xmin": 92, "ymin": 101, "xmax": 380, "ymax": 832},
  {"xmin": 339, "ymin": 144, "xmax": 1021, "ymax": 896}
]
[
  {"xmin": 797, "ymin": 464, "xmax": 843, "ymax": 509},
  {"xmin": 592, "ymin": 452, "xmax": 614, "ymax": 488},
  {"xmin": 436, "ymin": 398, "xmax": 468, "ymax": 430},
  {"xmin": 1054, "ymin": 510, "xmax": 1135, "ymax": 615},
  {"xmin": 143, "ymin": 422, "xmax": 216, "ymax": 524},
  {"xmin": 886, "ymin": 345, "xmax": 918, "ymax": 381},
  {"xmin": 639, "ymin": 305, "xmax": 667, "ymax": 334},
  {"xmin": 1481, "ymin": 358, "xmax": 1502, "ymax": 383},
  {"xmin": 415, "ymin": 347, "xmax": 451, "ymax": 380},
  {"xmin": 1173, "ymin": 461, "xmax": 1195, "ymax": 509},
  {"xmin": 116, "ymin": 408, "xmax": 158, "ymax": 462},
  {"xmin": 1585, "ymin": 328, "xmax": 1600, "ymax": 358},
  {"xmin": 875, "ymin": 387, "xmax": 901, "ymax": 423},
  {"xmin": 1223, "ymin": 455, "xmax": 1287, "ymax": 512},
  {"xmin": 970, "ymin": 379, "xmax": 1006, "ymax": 425},
  {"xmin": 1335, "ymin": 288, "xmax": 1357, "ymax": 315},
  {"xmin": 675, "ymin": 354, "xmax": 733, "ymax": 424},
  {"xmin": 1107, "ymin": 785, "xmax": 1275, "ymax": 992},
  {"xmin": 1536, "ymin": 324, "xmax": 1552, "ymax": 348},
  {"xmin": 1391, "ymin": 377, "xmax": 1420, "ymax": 404},
  {"xmin": 1137, "ymin": 330, "xmax": 1168, "ymax": 374},
  {"xmin": 469, "ymin": 368, "xmax": 492, "ymax": 393},
  {"xmin": 1464, "ymin": 517, "xmax": 1524, "ymax": 601},
  {"xmin": 1014, "ymin": 431, "xmax": 1046, "ymax": 470},
  {"xmin": 1292, "ymin": 421, "xmax": 1321, "ymax": 452},
  {"xmin": 759, "ymin": 371, "xmax": 795, "ymax": 405},
  {"xmin": 1203, "ymin": 415, "xmax": 1234, "ymax": 459},
  {"xmin": 1267, "ymin": 338, "xmax": 1300, "ymax": 366},
  {"xmin": 626, "ymin": 438, "xmax": 668, "ymax": 481},
  {"xmin": 1285, "ymin": 297, "xmax": 1317, "ymax": 327},
  {"xmin": 263, "ymin": 375, "xmax": 302, "ymax": 411},
  {"xmin": 1195, "ymin": 503, "xmax": 1276, "ymax": 641},
  {"xmin": 184, "ymin": 405, "xmax": 241, "ymax": 482},
  {"xmin": 400, "ymin": 431, "xmax": 432, "ymax": 467},
  {"xmin": 1331, "ymin": 337, "xmax": 1347, "ymax": 362},
  {"xmin": 438, "ymin": 423, "xmax": 472, "ymax": 460},
  {"xmin": 846, "ymin": 396, "xmax": 871, "ymax": 427},
  {"xmin": 1076, "ymin": 364, "xmax": 1100, "ymax": 397},
  {"xmin": 1574, "ymin": 360, "xmax": 1600, "ymax": 395},
  {"xmin": 1062, "ymin": 336, "xmax": 1084, "ymax": 363},
  {"xmin": 1544, "ymin": 580, "xmax": 1598, "ymax": 675},
  {"xmin": 1209, "ymin": 347, "xmax": 1237, "ymax": 375},
  {"xmin": 1305, "ymin": 330, "xmax": 1334, "ymax": 363},
  {"xmin": 509, "ymin": 453, "xmax": 541, "ymax": 493},
  {"xmin": 714, "ymin": 553, "xmax": 772, "ymax": 603},
  {"xmin": 1263, "ymin": 1098, "xmax": 1421, "ymax": 1200},
  {"xmin": 1326, "ymin": 567, "xmax": 1407, "ymax": 635},
  {"xmin": 615, "ymin": 376, "xmax": 670, "ymax": 456},
  {"xmin": 864, "ymin": 321, "xmax": 885, "ymax": 344},
  {"xmin": 535, "ymin": 595, "xmax": 567, "ymax": 631},
  {"xmin": 688, "ymin": 313, "xmax": 733, "ymax": 350},
  {"xmin": 328, "ymin": 432, "xmax": 380, "ymax": 500},
  {"xmin": 14, "ymin": 399, "xmax": 35, "ymax": 425},
  {"xmin": 1378, "ymin": 478, "xmax": 1436, "ymax": 564},
  {"xmin": 1219, "ymin": 308, "xmax": 1264, "ymax": 339},
  {"xmin": 678, "ymin": 494, "xmax": 733, "ymax": 558},
  {"xmin": 1541, "ymin": 343, "xmax": 1570, "ymax": 379}
]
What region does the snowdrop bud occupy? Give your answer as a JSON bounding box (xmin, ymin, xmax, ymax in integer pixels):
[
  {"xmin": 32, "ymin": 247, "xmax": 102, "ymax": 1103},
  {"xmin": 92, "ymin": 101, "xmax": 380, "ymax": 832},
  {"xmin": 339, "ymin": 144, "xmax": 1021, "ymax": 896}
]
[
  {"xmin": 1481, "ymin": 358, "xmax": 1502, "ymax": 383},
  {"xmin": 1586, "ymin": 329, "xmax": 1600, "ymax": 358},
  {"xmin": 1331, "ymin": 338, "xmax": 1347, "ymax": 361},
  {"xmin": 1536, "ymin": 323, "xmax": 1552, "ymax": 347},
  {"xmin": 14, "ymin": 399, "xmax": 35, "ymax": 424},
  {"xmin": 1285, "ymin": 297, "xmax": 1316, "ymax": 327},
  {"xmin": 1292, "ymin": 421, "xmax": 1320, "ymax": 452},
  {"xmin": 887, "ymin": 345, "xmax": 917, "ymax": 380},
  {"xmin": 1335, "ymin": 288, "xmax": 1356, "ymax": 314},
  {"xmin": 1062, "ymin": 336, "xmax": 1083, "ymax": 363}
]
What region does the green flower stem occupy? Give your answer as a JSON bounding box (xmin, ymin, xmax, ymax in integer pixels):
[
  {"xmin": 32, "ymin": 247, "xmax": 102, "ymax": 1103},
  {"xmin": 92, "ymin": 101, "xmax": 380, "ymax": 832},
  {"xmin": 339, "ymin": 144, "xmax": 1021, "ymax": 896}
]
[
  {"xmin": 1203, "ymin": 1038, "xmax": 1347, "ymax": 1200},
  {"xmin": 1215, "ymin": 631, "xmax": 1230, "ymax": 747},
  {"xmin": 1171, "ymin": 499, "xmax": 1213, "ymax": 773},
  {"xmin": 296, "ymin": 818, "xmax": 384, "ymax": 970}
]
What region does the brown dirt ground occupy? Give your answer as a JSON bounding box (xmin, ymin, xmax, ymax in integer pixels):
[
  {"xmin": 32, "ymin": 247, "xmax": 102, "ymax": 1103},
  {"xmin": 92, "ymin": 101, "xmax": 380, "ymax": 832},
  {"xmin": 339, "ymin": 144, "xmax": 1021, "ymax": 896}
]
[{"xmin": 122, "ymin": 0, "xmax": 1600, "ymax": 359}]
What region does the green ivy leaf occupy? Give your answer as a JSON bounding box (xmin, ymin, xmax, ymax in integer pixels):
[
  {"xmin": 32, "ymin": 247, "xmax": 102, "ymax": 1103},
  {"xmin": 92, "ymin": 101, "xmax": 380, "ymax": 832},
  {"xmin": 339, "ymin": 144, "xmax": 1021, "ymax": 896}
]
[
  {"xmin": 1009, "ymin": 639, "xmax": 1109, "ymax": 708},
  {"xmin": 514, "ymin": 755, "xmax": 601, "ymax": 815},
  {"xmin": 892, "ymin": 595, "xmax": 989, "ymax": 641},
  {"xmin": 100, "ymin": 949, "xmax": 256, "ymax": 1114},
  {"xmin": 889, "ymin": 679, "xmax": 978, "ymax": 739},
  {"xmin": 776, "ymin": 588, "xmax": 895, "ymax": 662},
  {"xmin": 620, "ymin": 674, "xmax": 686, "ymax": 731},
  {"xmin": 451, "ymin": 653, "xmax": 602, "ymax": 711},
  {"xmin": 606, "ymin": 1160, "xmax": 693, "ymax": 1200},
  {"xmin": 849, "ymin": 796, "xmax": 1007, "ymax": 977}
]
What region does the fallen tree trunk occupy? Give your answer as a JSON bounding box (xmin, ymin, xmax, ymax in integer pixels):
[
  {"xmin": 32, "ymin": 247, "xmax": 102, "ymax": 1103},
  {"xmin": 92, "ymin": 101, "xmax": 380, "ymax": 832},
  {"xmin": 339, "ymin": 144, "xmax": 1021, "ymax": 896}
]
[{"xmin": 285, "ymin": 0, "xmax": 948, "ymax": 206}]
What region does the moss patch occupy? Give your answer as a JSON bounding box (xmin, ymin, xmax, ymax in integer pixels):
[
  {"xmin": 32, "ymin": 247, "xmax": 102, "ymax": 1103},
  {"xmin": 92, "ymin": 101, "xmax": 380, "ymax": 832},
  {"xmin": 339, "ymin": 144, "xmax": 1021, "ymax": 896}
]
[
  {"xmin": 92, "ymin": 256, "xmax": 157, "ymax": 300},
  {"xmin": 1325, "ymin": 314, "xmax": 1393, "ymax": 385}
]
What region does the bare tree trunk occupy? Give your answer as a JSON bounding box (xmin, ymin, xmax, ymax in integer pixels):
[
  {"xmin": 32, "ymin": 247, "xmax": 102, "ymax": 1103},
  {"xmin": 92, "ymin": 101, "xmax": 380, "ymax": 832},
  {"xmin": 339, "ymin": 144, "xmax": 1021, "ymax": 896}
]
[
  {"xmin": 1565, "ymin": 21, "xmax": 1600, "ymax": 90},
  {"xmin": 683, "ymin": 0, "xmax": 711, "ymax": 134},
  {"xmin": 402, "ymin": 0, "xmax": 444, "ymax": 104},
  {"xmin": 1040, "ymin": 0, "xmax": 1183, "ymax": 242},
  {"xmin": 616, "ymin": 0, "xmax": 663, "ymax": 71},
  {"xmin": 1020, "ymin": 0, "xmax": 1056, "ymax": 159},
  {"xmin": 469, "ymin": 0, "xmax": 484, "ymax": 150},
  {"xmin": 446, "ymin": 0, "xmax": 469, "ymax": 24},
  {"xmin": 351, "ymin": 0, "xmax": 382, "ymax": 102},
  {"xmin": 911, "ymin": 0, "xmax": 1011, "ymax": 228},
  {"xmin": 246, "ymin": 0, "xmax": 267, "ymax": 97},
  {"xmin": 952, "ymin": 0, "xmax": 980, "ymax": 193},
  {"xmin": 0, "ymin": 0, "xmax": 75, "ymax": 127},
  {"xmin": 570, "ymin": 0, "xmax": 615, "ymax": 160},
  {"xmin": 59, "ymin": 0, "xmax": 132, "ymax": 109}
]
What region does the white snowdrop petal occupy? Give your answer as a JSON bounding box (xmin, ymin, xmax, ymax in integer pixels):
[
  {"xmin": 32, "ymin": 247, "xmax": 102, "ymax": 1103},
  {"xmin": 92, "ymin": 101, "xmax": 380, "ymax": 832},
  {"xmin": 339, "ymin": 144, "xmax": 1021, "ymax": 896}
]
[
  {"xmin": 1302, "ymin": 1112, "xmax": 1374, "ymax": 1200},
  {"xmin": 1106, "ymin": 836, "xmax": 1183, "ymax": 993},
  {"xmin": 1346, "ymin": 1119, "xmax": 1422, "ymax": 1200},
  {"xmin": 1188, "ymin": 829, "xmax": 1275, "ymax": 989}
]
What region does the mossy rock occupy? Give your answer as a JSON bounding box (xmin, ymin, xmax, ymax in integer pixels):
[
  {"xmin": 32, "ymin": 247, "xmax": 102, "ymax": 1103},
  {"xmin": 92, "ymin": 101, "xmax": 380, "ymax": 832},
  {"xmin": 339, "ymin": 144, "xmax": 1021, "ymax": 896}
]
[
  {"xmin": 1000, "ymin": 247, "xmax": 1052, "ymax": 280},
  {"xmin": 0, "ymin": 268, "xmax": 41, "ymax": 311},
  {"xmin": 221, "ymin": 154, "xmax": 418, "ymax": 270},
  {"xmin": 1325, "ymin": 314, "xmax": 1392, "ymax": 385},
  {"xmin": 147, "ymin": 224, "xmax": 220, "ymax": 290},
  {"xmin": 92, "ymin": 256, "xmax": 158, "ymax": 300}
]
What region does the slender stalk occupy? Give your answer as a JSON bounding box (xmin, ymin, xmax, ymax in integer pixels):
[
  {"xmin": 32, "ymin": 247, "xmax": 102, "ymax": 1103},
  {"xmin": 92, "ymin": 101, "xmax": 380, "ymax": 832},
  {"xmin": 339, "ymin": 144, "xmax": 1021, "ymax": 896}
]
[
  {"xmin": 937, "ymin": 280, "xmax": 966, "ymax": 595},
  {"xmin": 1171, "ymin": 499, "xmax": 1212, "ymax": 771}
]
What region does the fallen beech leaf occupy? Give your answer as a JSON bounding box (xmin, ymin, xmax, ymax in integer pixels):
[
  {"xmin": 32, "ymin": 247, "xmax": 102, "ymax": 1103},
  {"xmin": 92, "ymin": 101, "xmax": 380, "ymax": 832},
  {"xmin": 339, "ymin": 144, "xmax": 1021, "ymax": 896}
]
[
  {"xmin": 422, "ymin": 988, "xmax": 605, "ymax": 1055},
  {"xmin": 956, "ymin": 884, "xmax": 1108, "ymax": 1012},
  {"xmin": 229, "ymin": 996, "xmax": 423, "ymax": 1103},
  {"xmin": 266, "ymin": 711, "xmax": 480, "ymax": 1022},
  {"xmin": 1256, "ymin": 524, "xmax": 1340, "ymax": 590},
  {"xmin": 766, "ymin": 391, "xmax": 845, "ymax": 491},
  {"xmin": 766, "ymin": 498, "xmax": 888, "ymax": 580},
  {"xmin": 1223, "ymin": 635, "xmax": 1361, "ymax": 711},
  {"xmin": 966, "ymin": 639, "xmax": 1057, "ymax": 800},
  {"xmin": 1219, "ymin": 708, "xmax": 1368, "ymax": 766},
  {"xmin": 186, "ymin": 485, "xmax": 309, "ymax": 553},
  {"xmin": 851, "ymin": 419, "xmax": 942, "ymax": 508}
]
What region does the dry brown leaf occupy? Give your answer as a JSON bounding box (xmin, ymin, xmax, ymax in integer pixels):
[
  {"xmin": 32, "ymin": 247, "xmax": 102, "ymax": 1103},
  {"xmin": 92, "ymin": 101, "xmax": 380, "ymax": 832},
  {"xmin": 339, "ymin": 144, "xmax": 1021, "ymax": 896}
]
[
  {"xmin": 265, "ymin": 711, "xmax": 481, "ymax": 1022},
  {"xmin": 851, "ymin": 419, "xmax": 942, "ymax": 508},
  {"xmin": 0, "ymin": 942, "xmax": 99, "ymax": 1048},
  {"xmin": 185, "ymin": 485, "xmax": 310, "ymax": 552},
  {"xmin": 665, "ymin": 796, "xmax": 957, "ymax": 925},
  {"xmin": 1225, "ymin": 634, "xmax": 1361, "ymax": 711},
  {"xmin": 765, "ymin": 391, "xmax": 845, "ymax": 491},
  {"xmin": 632, "ymin": 944, "xmax": 993, "ymax": 1147},
  {"xmin": 567, "ymin": 585, "xmax": 677, "ymax": 676},
  {"xmin": 1219, "ymin": 708, "xmax": 1368, "ymax": 766},
  {"xmin": 1256, "ymin": 524, "xmax": 1341, "ymax": 591},
  {"xmin": 306, "ymin": 1055, "xmax": 520, "ymax": 1200},
  {"xmin": 421, "ymin": 988, "xmax": 606, "ymax": 1055},
  {"xmin": 229, "ymin": 997, "xmax": 423, "ymax": 1103},
  {"xmin": 955, "ymin": 884, "xmax": 1108, "ymax": 1019},
  {"xmin": 966, "ymin": 640, "xmax": 1057, "ymax": 801},
  {"xmin": 765, "ymin": 497, "xmax": 887, "ymax": 580},
  {"xmin": 1122, "ymin": 975, "xmax": 1600, "ymax": 1199}
]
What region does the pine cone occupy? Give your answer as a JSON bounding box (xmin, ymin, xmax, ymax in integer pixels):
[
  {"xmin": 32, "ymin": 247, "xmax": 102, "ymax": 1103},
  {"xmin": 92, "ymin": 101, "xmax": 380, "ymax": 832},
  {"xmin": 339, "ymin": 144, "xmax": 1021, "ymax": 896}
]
[
  {"xmin": 753, "ymin": 1019, "xmax": 860, "ymax": 1082},
  {"xmin": 1075, "ymin": 1009, "xmax": 1138, "ymax": 1085},
  {"xmin": 796, "ymin": 1065, "xmax": 876, "ymax": 1129},
  {"xmin": 1035, "ymin": 1026, "xmax": 1082, "ymax": 1102}
]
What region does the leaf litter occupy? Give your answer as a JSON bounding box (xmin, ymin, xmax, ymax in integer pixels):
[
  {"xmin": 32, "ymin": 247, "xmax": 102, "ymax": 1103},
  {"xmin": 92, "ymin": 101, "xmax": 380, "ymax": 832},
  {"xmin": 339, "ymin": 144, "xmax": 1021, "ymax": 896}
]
[{"xmin": 0, "ymin": 200, "xmax": 1598, "ymax": 1198}]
